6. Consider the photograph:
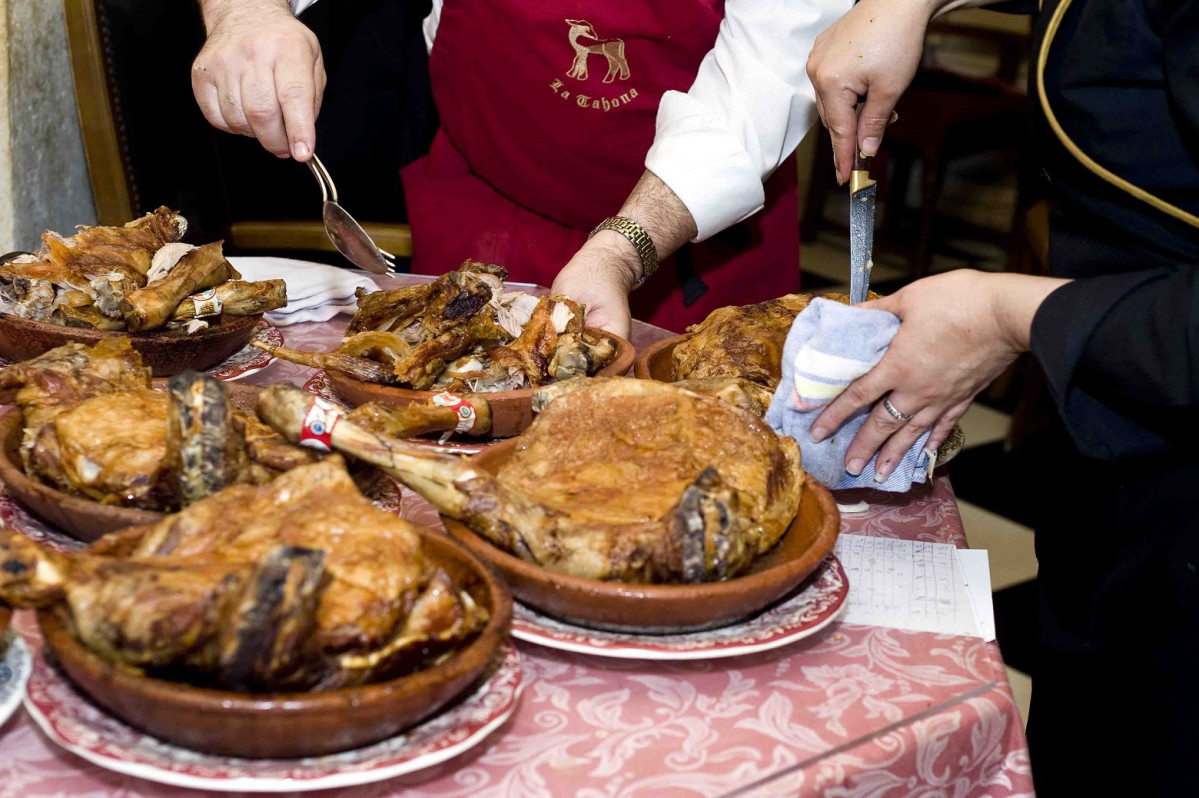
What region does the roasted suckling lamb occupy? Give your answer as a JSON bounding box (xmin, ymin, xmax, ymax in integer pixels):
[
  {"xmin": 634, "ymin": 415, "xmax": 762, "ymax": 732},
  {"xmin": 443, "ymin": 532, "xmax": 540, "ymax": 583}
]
[
  {"xmin": 0, "ymin": 208, "xmax": 286, "ymax": 332},
  {"xmin": 0, "ymin": 339, "xmax": 318, "ymax": 509},
  {"xmin": 0, "ymin": 458, "xmax": 488, "ymax": 691},
  {"xmin": 669, "ymin": 293, "xmax": 874, "ymax": 416},
  {"xmin": 255, "ymin": 260, "xmax": 616, "ymax": 391},
  {"xmin": 258, "ymin": 378, "xmax": 805, "ymax": 584}
]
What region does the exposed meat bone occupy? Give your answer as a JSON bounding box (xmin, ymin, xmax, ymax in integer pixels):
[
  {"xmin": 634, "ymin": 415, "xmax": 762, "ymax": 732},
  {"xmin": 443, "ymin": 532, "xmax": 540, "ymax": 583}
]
[{"xmin": 257, "ymin": 380, "xmax": 804, "ymax": 583}]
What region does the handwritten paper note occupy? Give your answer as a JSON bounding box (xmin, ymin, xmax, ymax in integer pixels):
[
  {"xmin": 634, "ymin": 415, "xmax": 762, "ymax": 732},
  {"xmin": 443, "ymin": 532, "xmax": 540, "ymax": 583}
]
[{"xmin": 833, "ymin": 534, "xmax": 993, "ymax": 639}]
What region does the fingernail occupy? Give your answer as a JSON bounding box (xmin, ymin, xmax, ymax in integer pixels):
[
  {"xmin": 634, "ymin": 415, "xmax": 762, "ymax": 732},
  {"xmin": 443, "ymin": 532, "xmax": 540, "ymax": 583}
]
[
  {"xmin": 810, "ymin": 426, "xmax": 828, "ymax": 443},
  {"xmin": 293, "ymin": 141, "xmax": 311, "ymax": 161},
  {"xmin": 861, "ymin": 137, "xmax": 880, "ymax": 157},
  {"xmin": 846, "ymin": 458, "xmax": 864, "ymax": 476},
  {"xmin": 873, "ymin": 472, "xmax": 887, "ymax": 484}
]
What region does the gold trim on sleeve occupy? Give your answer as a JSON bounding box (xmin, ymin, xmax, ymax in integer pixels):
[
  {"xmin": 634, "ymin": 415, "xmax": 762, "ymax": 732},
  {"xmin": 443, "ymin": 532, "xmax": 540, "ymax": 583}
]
[{"xmin": 1036, "ymin": 0, "xmax": 1199, "ymax": 228}]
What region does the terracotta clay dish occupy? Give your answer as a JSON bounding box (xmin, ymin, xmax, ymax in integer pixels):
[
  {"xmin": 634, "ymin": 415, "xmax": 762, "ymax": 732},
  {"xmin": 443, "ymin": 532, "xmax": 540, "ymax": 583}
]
[
  {"xmin": 0, "ymin": 606, "xmax": 9, "ymax": 639},
  {"xmin": 0, "ymin": 313, "xmax": 264, "ymax": 377},
  {"xmin": 327, "ymin": 328, "xmax": 636, "ymax": 438},
  {"xmin": 632, "ymin": 334, "xmax": 687, "ymax": 382},
  {"xmin": 441, "ymin": 437, "xmax": 840, "ymax": 634},
  {"xmin": 36, "ymin": 527, "xmax": 513, "ymax": 759},
  {"xmin": 0, "ymin": 383, "xmax": 261, "ymax": 542}
]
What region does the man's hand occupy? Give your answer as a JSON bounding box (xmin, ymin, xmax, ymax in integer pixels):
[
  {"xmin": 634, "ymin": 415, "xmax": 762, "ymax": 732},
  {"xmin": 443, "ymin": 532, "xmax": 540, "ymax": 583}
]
[
  {"xmin": 552, "ymin": 170, "xmax": 697, "ymax": 337},
  {"xmin": 551, "ymin": 232, "xmax": 639, "ymax": 339},
  {"xmin": 192, "ymin": 0, "xmax": 326, "ymax": 161},
  {"xmin": 809, "ymin": 271, "xmax": 1069, "ymax": 481},
  {"xmin": 806, "ymin": 0, "xmax": 932, "ymax": 184}
]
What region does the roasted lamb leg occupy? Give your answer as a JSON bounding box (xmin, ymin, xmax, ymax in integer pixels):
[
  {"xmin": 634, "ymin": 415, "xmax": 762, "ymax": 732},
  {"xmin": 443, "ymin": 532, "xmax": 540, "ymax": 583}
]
[
  {"xmin": 257, "ymin": 380, "xmax": 804, "ymax": 583},
  {"xmin": 121, "ymin": 242, "xmax": 240, "ymax": 332},
  {"xmin": 169, "ymin": 279, "xmax": 288, "ymax": 320},
  {"xmin": 0, "ymin": 458, "xmax": 488, "ymax": 691}
]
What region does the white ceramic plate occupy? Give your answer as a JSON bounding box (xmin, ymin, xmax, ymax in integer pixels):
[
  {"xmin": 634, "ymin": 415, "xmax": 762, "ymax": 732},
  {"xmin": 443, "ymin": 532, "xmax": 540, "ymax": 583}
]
[
  {"xmin": 207, "ymin": 319, "xmax": 282, "ymax": 381},
  {"xmin": 512, "ymin": 556, "xmax": 848, "ymax": 660},
  {"xmin": 22, "ymin": 642, "xmax": 523, "ymax": 793}
]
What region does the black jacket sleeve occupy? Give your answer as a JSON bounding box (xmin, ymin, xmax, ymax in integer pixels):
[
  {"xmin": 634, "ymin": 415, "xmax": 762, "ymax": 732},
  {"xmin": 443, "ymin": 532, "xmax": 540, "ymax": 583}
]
[{"xmin": 1030, "ymin": 266, "xmax": 1199, "ymax": 460}]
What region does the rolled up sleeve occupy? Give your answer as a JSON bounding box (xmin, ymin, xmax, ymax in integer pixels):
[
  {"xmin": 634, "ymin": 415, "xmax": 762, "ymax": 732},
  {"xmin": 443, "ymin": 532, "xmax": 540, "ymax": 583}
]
[{"xmin": 645, "ymin": 0, "xmax": 850, "ymax": 241}]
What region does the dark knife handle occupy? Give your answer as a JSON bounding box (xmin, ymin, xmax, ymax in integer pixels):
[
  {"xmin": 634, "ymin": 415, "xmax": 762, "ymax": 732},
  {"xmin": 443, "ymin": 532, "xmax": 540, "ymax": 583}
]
[{"xmin": 853, "ymin": 150, "xmax": 873, "ymax": 175}]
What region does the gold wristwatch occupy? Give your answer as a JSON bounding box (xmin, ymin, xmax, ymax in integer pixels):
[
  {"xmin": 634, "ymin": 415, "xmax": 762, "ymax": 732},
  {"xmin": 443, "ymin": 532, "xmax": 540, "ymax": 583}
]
[{"xmin": 589, "ymin": 216, "xmax": 659, "ymax": 286}]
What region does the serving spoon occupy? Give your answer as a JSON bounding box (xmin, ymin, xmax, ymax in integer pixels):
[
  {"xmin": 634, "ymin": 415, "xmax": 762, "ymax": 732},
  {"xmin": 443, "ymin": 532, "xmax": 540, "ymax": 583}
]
[{"xmin": 306, "ymin": 154, "xmax": 396, "ymax": 276}]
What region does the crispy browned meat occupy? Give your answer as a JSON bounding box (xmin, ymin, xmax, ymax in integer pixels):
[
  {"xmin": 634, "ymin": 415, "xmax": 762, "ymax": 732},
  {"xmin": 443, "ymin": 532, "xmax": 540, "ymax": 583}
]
[
  {"xmin": 0, "ymin": 458, "xmax": 488, "ymax": 691},
  {"xmin": 121, "ymin": 242, "xmax": 239, "ymax": 332},
  {"xmin": 258, "ymin": 379, "xmax": 803, "ymax": 583},
  {"xmin": 0, "ymin": 338, "xmax": 151, "ymax": 435},
  {"xmin": 345, "ymin": 260, "xmax": 508, "ymax": 338},
  {"xmin": 489, "ymin": 295, "xmax": 585, "ymax": 387},
  {"xmin": 2, "ymin": 342, "xmax": 314, "ymax": 510},
  {"xmin": 674, "ymin": 377, "xmax": 776, "ymax": 417},
  {"xmin": 27, "ymin": 390, "xmax": 175, "ymax": 508},
  {"xmin": 672, "ymin": 292, "xmax": 873, "ymax": 400}
]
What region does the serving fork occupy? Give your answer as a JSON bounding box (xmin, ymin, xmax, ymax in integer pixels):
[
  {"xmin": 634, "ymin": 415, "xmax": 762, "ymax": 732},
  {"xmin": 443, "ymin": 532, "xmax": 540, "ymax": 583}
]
[{"xmin": 306, "ymin": 154, "xmax": 396, "ymax": 276}]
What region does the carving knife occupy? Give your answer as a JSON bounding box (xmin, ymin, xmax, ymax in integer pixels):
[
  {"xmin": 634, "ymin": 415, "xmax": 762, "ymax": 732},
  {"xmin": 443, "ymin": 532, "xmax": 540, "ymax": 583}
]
[{"xmin": 848, "ymin": 149, "xmax": 876, "ymax": 305}]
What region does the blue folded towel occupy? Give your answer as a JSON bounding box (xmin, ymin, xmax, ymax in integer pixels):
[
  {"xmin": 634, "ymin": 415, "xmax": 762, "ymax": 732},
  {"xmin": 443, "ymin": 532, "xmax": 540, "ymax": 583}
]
[{"xmin": 764, "ymin": 298, "xmax": 932, "ymax": 491}]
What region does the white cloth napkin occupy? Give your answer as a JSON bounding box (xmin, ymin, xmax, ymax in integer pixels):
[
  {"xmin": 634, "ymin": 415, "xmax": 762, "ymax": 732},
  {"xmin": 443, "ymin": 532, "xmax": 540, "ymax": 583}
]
[{"xmin": 227, "ymin": 256, "xmax": 379, "ymax": 326}]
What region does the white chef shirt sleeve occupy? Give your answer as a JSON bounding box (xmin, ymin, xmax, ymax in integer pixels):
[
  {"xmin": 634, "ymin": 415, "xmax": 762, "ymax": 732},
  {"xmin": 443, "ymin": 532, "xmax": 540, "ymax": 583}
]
[{"xmin": 645, "ymin": 0, "xmax": 850, "ymax": 242}]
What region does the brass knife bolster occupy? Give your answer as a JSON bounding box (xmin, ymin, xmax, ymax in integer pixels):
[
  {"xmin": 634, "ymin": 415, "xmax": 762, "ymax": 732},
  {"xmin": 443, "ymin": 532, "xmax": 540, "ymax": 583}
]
[{"xmin": 849, "ymin": 170, "xmax": 876, "ymax": 194}]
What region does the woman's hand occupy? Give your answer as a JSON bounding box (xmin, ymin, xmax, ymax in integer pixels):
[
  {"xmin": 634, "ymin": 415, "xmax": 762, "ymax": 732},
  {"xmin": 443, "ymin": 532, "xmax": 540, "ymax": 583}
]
[
  {"xmin": 806, "ymin": 0, "xmax": 934, "ymax": 184},
  {"xmin": 810, "ymin": 271, "xmax": 1069, "ymax": 480},
  {"xmin": 192, "ymin": 0, "xmax": 326, "ymax": 161},
  {"xmin": 550, "ymin": 231, "xmax": 639, "ymax": 339}
]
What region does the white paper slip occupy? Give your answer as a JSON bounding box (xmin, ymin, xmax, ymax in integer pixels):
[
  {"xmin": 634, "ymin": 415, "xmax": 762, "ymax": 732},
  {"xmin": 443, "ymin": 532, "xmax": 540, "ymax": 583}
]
[
  {"xmin": 833, "ymin": 534, "xmax": 984, "ymax": 639},
  {"xmin": 956, "ymin": 549, "xmax": 996, "ymax": 642}
]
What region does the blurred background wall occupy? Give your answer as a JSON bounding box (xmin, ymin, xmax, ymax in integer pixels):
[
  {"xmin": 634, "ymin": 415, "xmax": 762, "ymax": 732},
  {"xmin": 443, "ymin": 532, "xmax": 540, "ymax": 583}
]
[{"xmin": 0, "ymin": 0, "xmax": 97, "ymax": 253}]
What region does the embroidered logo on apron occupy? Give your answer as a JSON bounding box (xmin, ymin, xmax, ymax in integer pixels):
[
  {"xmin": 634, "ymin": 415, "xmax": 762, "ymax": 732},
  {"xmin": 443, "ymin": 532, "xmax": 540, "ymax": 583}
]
[
  {"xmin": 551, "ymin": 19, "xmax": 638, "ymax": 112},
  {"xmin": 565, "ymin": 19, "xmax": 629, "ymax": 83}
]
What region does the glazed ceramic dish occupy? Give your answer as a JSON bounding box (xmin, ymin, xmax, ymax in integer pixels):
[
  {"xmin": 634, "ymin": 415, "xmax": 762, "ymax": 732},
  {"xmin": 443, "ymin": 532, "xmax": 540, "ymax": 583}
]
[
  {"xmin": 0, "ymin": 383, "xmax": 262, "ymax": 542},
  {"xmin": 632, "ymin": 333, "xmax": 687, "ymax": 382},
  {"xmin": 510, "ymin": 555, "xmax": 848, "ymax": 659},
  {"xmin": 0, "ymin": 313, "xmax": 264, "ymax": 377},
  {"xmin": 36, "ymin": 528, "xmax": 513, "ymax": 759},
  {"xmin": 442, "ymin": 437, "xmax": 840, "ymax": 634},
  {"xmin": 326, "ymin": 328, "xmax": 637, "ymax": 439},
  {"xmin": 23, "ymin": 642, "xmax": 523, "ymax": 791}
]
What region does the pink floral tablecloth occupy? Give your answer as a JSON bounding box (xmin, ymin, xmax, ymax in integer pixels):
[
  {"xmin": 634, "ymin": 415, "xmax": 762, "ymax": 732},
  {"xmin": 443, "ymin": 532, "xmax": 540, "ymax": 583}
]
[{"xmin": 0, "ymin": 275, "xmax": 1033, "ymax": 797}]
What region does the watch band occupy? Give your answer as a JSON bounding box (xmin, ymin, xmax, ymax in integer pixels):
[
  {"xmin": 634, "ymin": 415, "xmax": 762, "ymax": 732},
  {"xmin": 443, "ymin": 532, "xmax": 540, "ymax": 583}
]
[{"xmin": 589, "ymin": 216, "xmax": 659, "ymax": 286}]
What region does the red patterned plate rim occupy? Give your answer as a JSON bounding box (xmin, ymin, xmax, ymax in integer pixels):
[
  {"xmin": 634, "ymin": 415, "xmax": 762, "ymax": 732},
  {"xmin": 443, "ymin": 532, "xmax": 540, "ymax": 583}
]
[
  {"xmin": 0, "ymin": 319, "xmax": 281, "ymax": 382},
  {"xmin": 22, "ymin": 641, "xmax": 523, "ymax": 793},
  {"xmin": 207, "ymin": 319, "xmax": 283, "ymax": 381},
  {"xmin": 302, "ymin": 370, "xmax": 491, "ymax": 455},
  {"xmin": 512, "ymin": 556, "xmax": 848, "ymax": 660}
]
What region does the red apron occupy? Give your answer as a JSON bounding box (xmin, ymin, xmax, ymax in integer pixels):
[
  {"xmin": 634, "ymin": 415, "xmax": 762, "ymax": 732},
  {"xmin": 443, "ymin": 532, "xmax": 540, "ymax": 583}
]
[{"xmin": 402, "ymin": 1, "xmax": 799, "ymax": 332}]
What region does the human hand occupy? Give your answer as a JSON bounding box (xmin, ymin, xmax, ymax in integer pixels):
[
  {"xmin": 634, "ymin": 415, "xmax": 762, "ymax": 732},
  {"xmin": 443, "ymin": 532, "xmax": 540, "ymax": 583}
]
[
  {"xmin": 809, "ymin": 271, "xmax": 1068, "ymax": 481},
  {"xmin": 550, "ymin": 231, "xmax": 640, "ymax": 340},
  {"xmin": 191, "ymin": 0, "xmax": 326, "ymax": 161},
  {"xmin": 806, "ymin": 0, "xmax": 933, "ymax": 184}
]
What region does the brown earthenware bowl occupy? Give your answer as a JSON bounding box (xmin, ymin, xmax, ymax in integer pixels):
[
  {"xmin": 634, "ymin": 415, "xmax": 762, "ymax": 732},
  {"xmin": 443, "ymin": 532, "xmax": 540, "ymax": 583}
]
[
  {"xmin": 632, "ymin": 333, "xmax": 688, "ymax": 382},
  {"xmin": 0, "ymin": 383, "xmax": 261, "ymax": 542},
  {"xmin": 441, "ymin": 437, "xmax": 840, "ymax": 634},
  {"xmin": 0, "ymin": 313, "xmax": 263, "ymax": 377},
  {"xmin": 0, "ymin": 607, "xmax": 10, "ymax": 640},
  {"xmin": 37, "ymin": 528, "xmax": 513, "ymax": 758},
  {"xmin": 326, "ymin": 328, "xmax": 636, "ymax": 439}
]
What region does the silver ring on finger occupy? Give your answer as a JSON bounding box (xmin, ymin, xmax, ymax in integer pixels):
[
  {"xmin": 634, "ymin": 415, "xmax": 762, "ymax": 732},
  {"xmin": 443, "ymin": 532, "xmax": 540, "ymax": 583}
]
[{"xmin": 882, "ymin": 397, "xmax": 913, "ymax": 423}]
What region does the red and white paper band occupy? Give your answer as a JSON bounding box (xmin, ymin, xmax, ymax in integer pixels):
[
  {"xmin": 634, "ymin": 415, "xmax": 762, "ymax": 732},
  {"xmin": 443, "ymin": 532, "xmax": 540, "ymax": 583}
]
[
  {"xmin": 189, "ymin": 288, "xmax": 223, "ymax": 318},
  {"xmin": 299, "ymin": 397, "xmax": 344, "ymax": 452},
  {"xmin": 431, "ymin": 392, "xmax": 478, "ymax": 433}
]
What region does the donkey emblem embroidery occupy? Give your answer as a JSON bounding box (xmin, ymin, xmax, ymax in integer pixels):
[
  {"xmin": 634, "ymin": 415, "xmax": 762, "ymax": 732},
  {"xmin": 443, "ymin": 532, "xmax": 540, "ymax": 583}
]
[{"xmin": 565, "ymin": 19, "xmax": 630, "ymax": 84}]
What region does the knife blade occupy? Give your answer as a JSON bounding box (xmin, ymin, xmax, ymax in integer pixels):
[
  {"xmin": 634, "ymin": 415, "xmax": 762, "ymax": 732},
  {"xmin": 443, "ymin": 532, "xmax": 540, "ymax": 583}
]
[{"xmin": 848, "ymin": 150, "xmax": 876, "ymax": 306}]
